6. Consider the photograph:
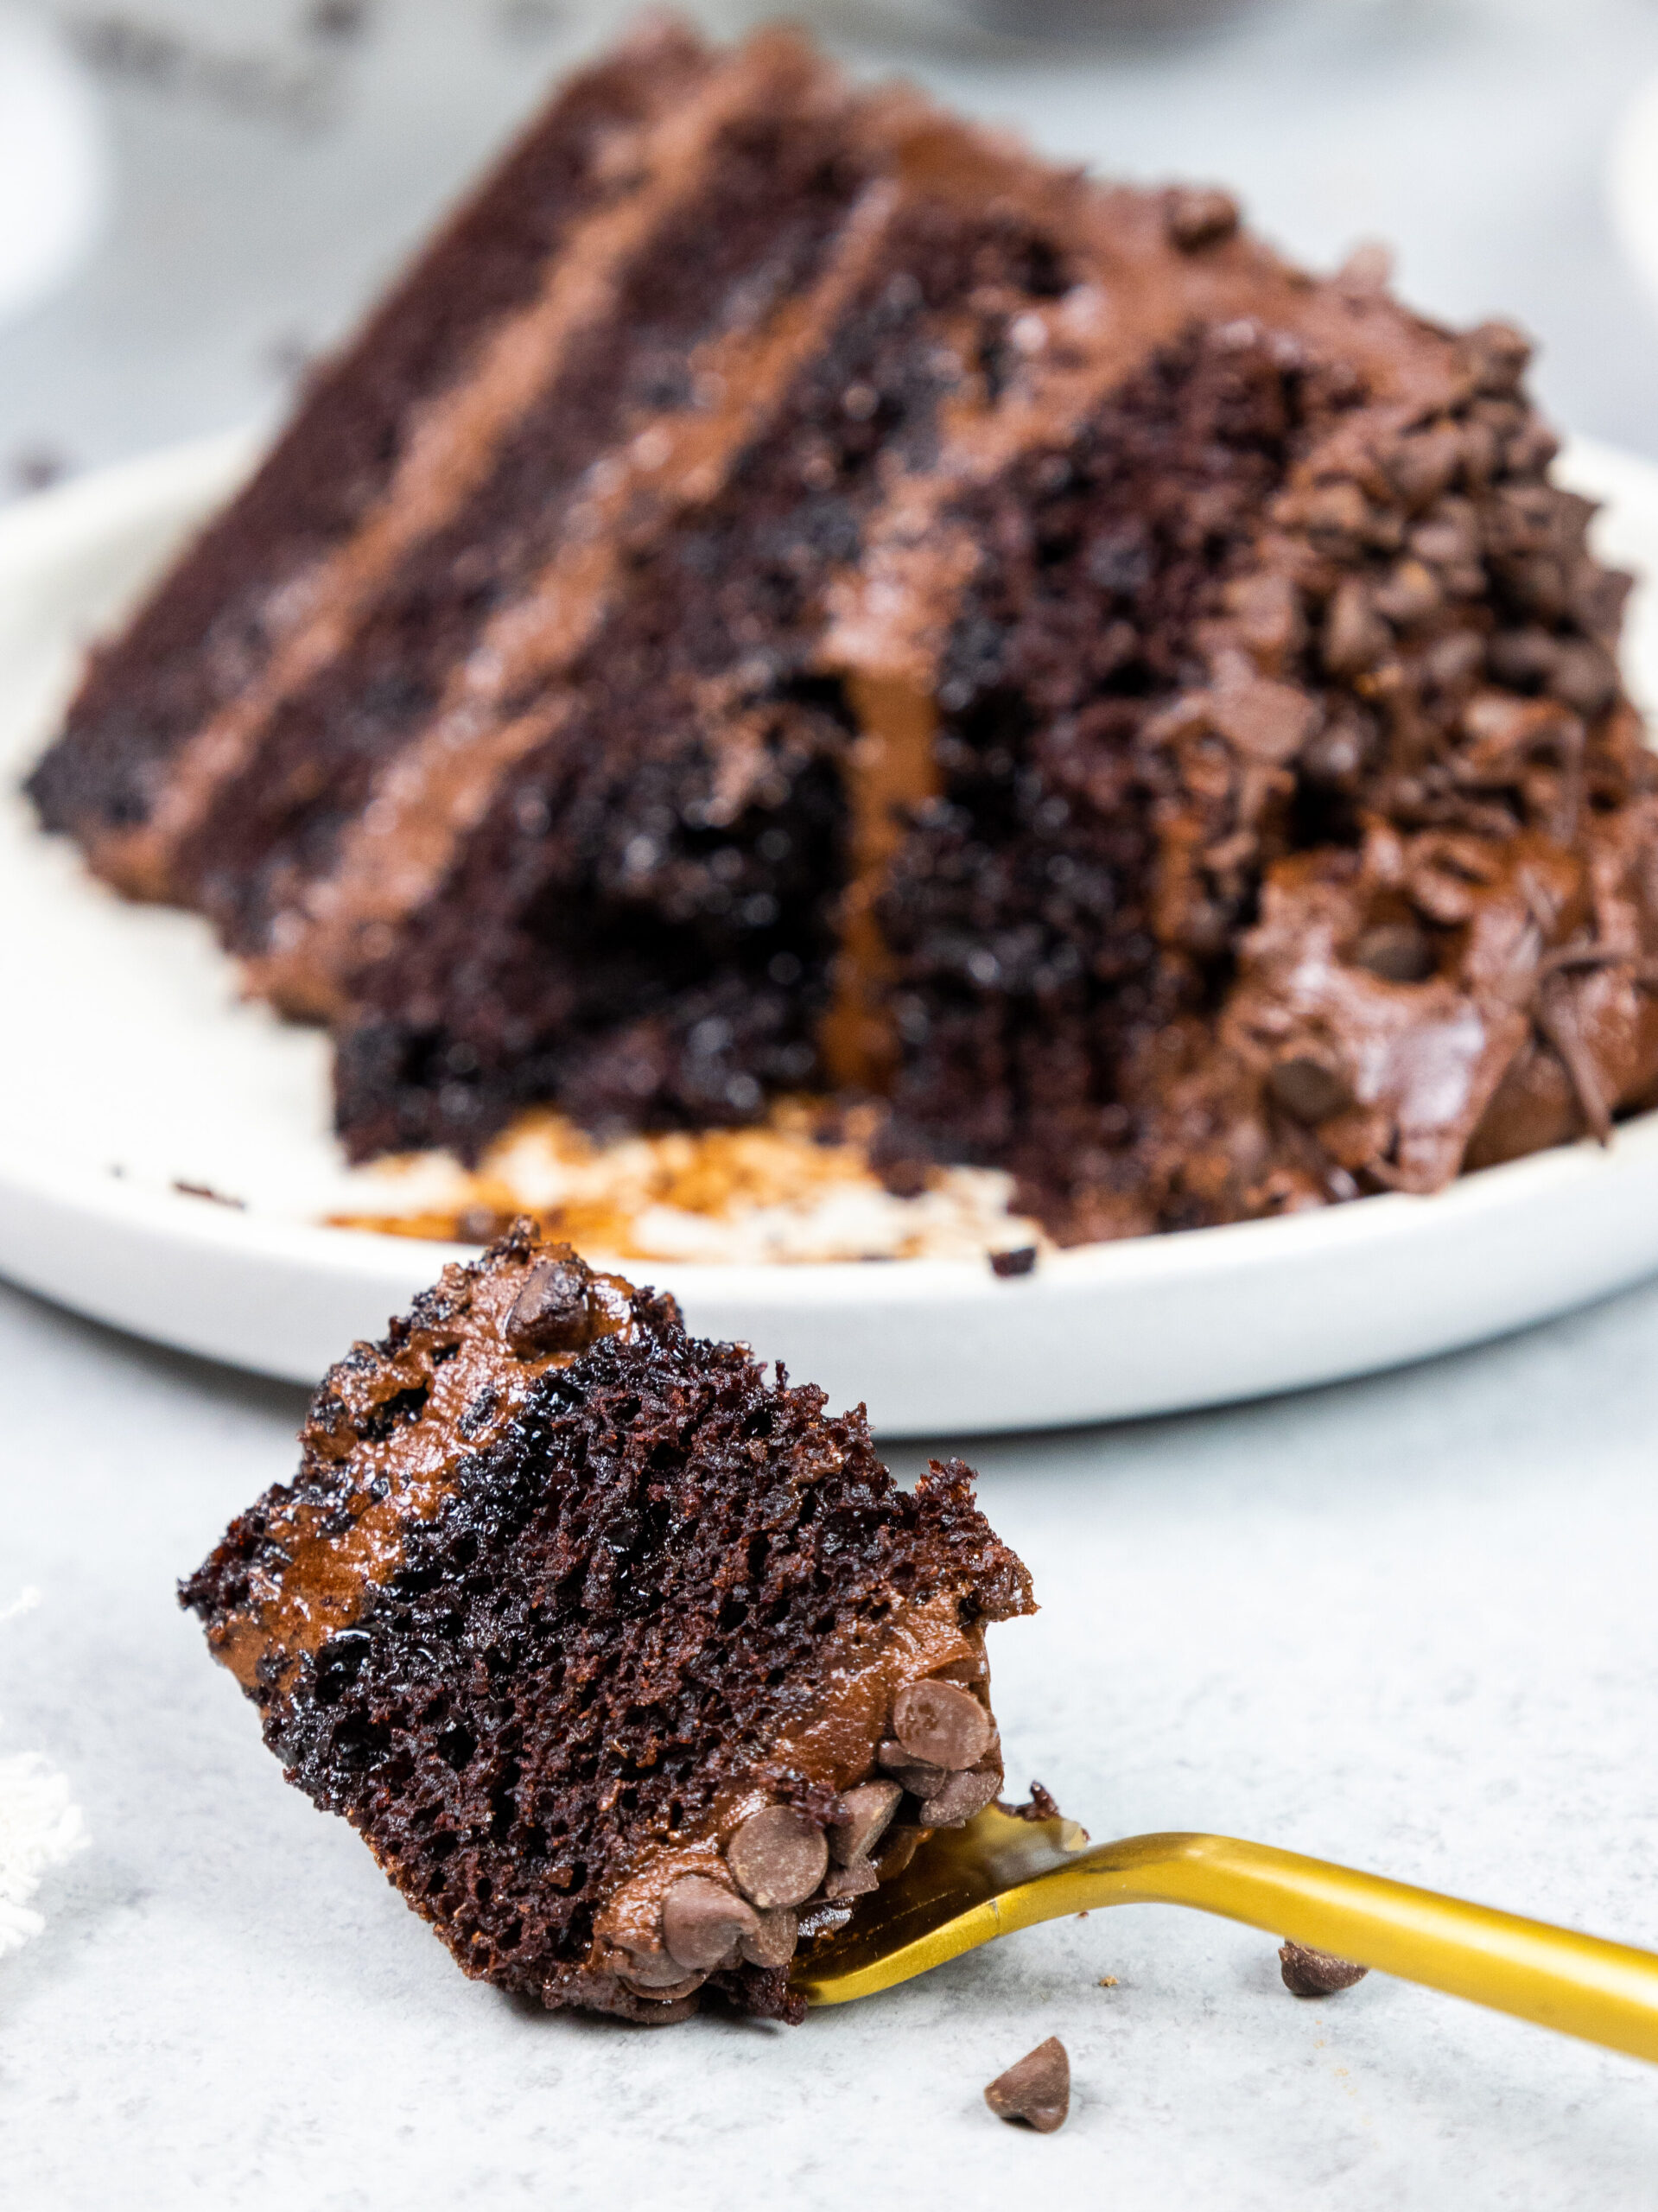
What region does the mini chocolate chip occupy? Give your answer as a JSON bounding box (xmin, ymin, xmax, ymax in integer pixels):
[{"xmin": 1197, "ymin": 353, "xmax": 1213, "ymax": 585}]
[
  {"xmin": 619, "ymin": 1944, "xmax": 702, "ymax": 1990},
  {"xmin": 1461, "ymin": 320, "xmax": 1531, "ymax": 396},
  {"xmin": 916, "ymin": 1767, "xmax": 1001, "ymax": 1828},
  {"xmin": 620, "ymin": 1968, "xmax": 704, "ymax": 2003},
  {"xmin": 1322, "ymin": 577, "xmax": 1387, "ymax": 677},
  {"xmin": 882, "ymin": 1157, "xmax": 931, "ymax": 1199},
  {"xmin": 985, "ymin": 2037, "xmax": 1070, "ymax": 2133},
  {"xmin": 1267, "ymin": 1055, "xmax": 1352, "ymax": 1124},
  {"xmin": 989, "ymin": 1245, "xmax": 1038, "ymax": 1278},
  {"xmin": 1549, "ymin": 639, "xmax": 1618, "ymax": 718},
  {"xmin": 504, "ymin": 1256, "xmax": 591, "ymax": 1356},
  {"xmin": 876, "ymin": 1739, "xmax": 949, "ymax": 1797},
  {"xmin": 893, "ymin": 1679, "xmax": 993, "ymax": 1770},
  {"xmin": 1279, "ymin": 1940, "xmax": 1369, "ymax": 1996},
  {"xmin": 823, "ymin": 1858, "xmax": 880, "ymax": 1900},
  {"xmin": 1350, "ymin": 922, "xmax": 1435, "ymax": 983},
  {"xmin": 739, "ymin": 1907, "xmax": 798, "ymax": 1968},
  {"xmin": 661, "ymin": 1875, "xmax": 759, "ymax": 1971},
  {"xmin": 726, "ymin": 1806, "xmax": 829, "ymax": 1910},
  {"xmin": 874, "ymin": 1824, "xmax": 925, "ymax": 1879},
  {"xmin": 830, "ymin": 1780, "xmax": 902, "ymax": 1865},
  {"xmin": 1165, "ymin": 186, "xmax": 1238, "ymax": 251}
]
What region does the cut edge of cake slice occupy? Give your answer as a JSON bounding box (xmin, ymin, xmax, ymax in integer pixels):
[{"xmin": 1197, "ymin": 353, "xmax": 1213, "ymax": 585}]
[{"xmin": 179, "ymin": 1220, "xmax": 1035, "ymax": 2024}]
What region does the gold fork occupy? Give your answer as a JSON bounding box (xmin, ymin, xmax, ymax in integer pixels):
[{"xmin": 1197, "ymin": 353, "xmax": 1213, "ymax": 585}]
[{"xmin": 792, "ymin": 1804, "xmax": 1658, "ymax": 2063}]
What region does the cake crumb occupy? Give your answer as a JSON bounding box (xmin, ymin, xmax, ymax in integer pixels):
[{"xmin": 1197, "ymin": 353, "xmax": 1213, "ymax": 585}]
[
  {"xmin": 1279, "ymin": 1939, "xmax": 1369, "ymax": 1996},
  {"xmin": 989, "ymin": 1245, "xmax": 1038, "ymax": 1278},
  {"xmin": 1097, "ymin": 1975, "xmax": 1118, "ymax": 1987},
  {"xmin": 996, "ymin": 1781, "xmax": 1060, "ymax": 1822},
  {"xmin": 172, "ymin": 1180, "xmax": 245, "ymax": 1209},
  {"xmin": 984, "ymin": 2037, "xmax": 1070, "ymax": 2133}
]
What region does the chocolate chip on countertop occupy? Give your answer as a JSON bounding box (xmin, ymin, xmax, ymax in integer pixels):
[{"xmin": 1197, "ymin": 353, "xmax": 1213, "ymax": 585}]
[
  {"xmin": 739, "ymin": 1908, "xmax": 798, "ymax": 1969},
  {"xmin": 1164, "ymin": 186, "xmax": 1238, "ymax": 251},
  {"xmin": 916, "ymin": 1767, "xmax": 1001, "ymax": 1828},
  {"xmin": 504, "ymin": 1256, "xmax": 589, "ymax": 1355},
  {"xmin": 830, "ymin": 1780, "xmax": 903, "ymax": 1865},
  {"xmin": 726, "ymin": 1806, "xmax": 829, "ymax": 1910},
  {"xmin": 1279, "ymin": 1939, "xmax": 1369, "ymax": 1996},
  {"xmin": 661, "ymin": 1875, "xmax": 759, "ymax": 1970},
  {"xmin": 989, "ymin": 1245, "xmax": 1038, "ymax": 1278},
  {"xmin": 984, "ymin": 2037, "xmax": 1070, "ymax": 2133},
  {"xmin": 1267, "ymin": 1055, "xmax": 1352, "ymax": 1125},
  {"xmin": 893, "ymin": 1679, "xmax": 993, "ymax": 1771}
]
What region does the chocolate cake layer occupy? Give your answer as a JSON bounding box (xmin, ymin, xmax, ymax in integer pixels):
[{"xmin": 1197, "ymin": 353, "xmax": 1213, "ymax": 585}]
[
  {"xmin": 29, "ymin": 21, "xmax": 1658, "ymax": 1242},
  {"xmin": 180, "ymin": 1224, "xmax": 1034, "ymax": 2022},
  {"xmin": 28, "ymin": 18, "xmax": 714, "ymax": 880},
  {"xmin": 175, "ymin": 35, "xmax": 880, "ymax": 976}
]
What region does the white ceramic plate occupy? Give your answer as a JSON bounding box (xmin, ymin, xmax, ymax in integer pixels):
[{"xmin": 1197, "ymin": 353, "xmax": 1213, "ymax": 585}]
[{"xmin": 5, "ymin": 429, "xmax": 1658, "ymax": 1434}]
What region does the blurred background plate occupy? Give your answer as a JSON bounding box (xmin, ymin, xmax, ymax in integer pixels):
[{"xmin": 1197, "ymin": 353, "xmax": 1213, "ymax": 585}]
[
  {"xmin": 0, "ymin": 8, "xmax": 107, "ymax": 330},
  {"xmin": 1610, "ymin": 66, "xmax": 1658, "ymax": 323},
  {"xmin": 3, "ymin": 430, "xmax": 1658, "ymax": 1434}
]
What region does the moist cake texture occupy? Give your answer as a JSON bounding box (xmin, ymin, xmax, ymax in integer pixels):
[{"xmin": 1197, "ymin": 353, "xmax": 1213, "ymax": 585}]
[
  {"xmin": 30, "ymin": 19, "xmax": 1658, "ymax": 1242},
  {"xmin": 180, "ymin": 1223, "xmax": 1033, "ymax": 2022}
]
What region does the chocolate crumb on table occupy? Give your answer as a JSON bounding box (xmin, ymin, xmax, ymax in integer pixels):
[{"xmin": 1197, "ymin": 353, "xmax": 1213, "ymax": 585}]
[
  {"xmin": 1279, "ymin": 1939, "xmax": 1369, "ymax": 1996},
  {"xmin": 985, "ymin": 2037, "xmax": 1071, "ymax": 2133}
]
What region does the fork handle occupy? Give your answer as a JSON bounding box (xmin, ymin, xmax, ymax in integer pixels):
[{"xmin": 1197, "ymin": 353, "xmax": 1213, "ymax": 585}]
[{"xmin": 996, "ymin": 1832, "xmax": 1658, "ymax": 2064}]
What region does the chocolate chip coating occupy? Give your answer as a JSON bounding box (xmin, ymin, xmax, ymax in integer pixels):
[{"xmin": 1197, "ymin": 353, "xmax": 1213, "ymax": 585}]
[
  {"xmin": 893, "ymin": 1678, "xmax": 992, "ymax": 1770},
  {"xmin": 661, "ymin": 1874, "xmax": 759, "ymax": 1970},
  {"xmin": 619, "ymin": 1943, "xmax": 702, "ymax": 1989},
  {"xmin": 874, "ymin": 1824, "xmax": 925, "ymax": 1879},
  {"xmin": 830, "ymin": 1780, "xmax": 902, "ymax": 1865},
  {"xmin": 823, "ymin": 1857, "xmax": 880, "ymax": 1900},
  {"xmin": 984, "ymin": 2036, "xmax": 1070, "ymax": 2133},
  {"xmin": 725, "ymin": 1806, "xmax": 829, "ymax": 1910},
  {"xmin": 1164, "ymin": 185, "xmax": 1238, "ymax": 251},
  {"xmin": 1279, "ymin": 1939, "xmax": 1369, "ymax": 1996},
  {"xmin": 1351, "ymin": 922, "xmax": 1436, "ymax": 983},
  {"xmin": 620, "ymin": 1968, "xmax": 704, "ymax": 2003},
  {"xmin": 916, "ymin": 1766, "xmax": 1001, "ymax": 1828},
  {"xmin": 504, "ymin": 1257, "xmax": 590, "ymax": 1355},
  {"xmin": 1267, "ymin": 1054, "xmax": 1352, "ymax": 1124},
  {"xmin": 739, "ymin": 1908, "xmax": 798, "ymax": 1969},
  {"xmin": 876, "ymin": 1739, "xmax": 949, "ymax": 1797}
]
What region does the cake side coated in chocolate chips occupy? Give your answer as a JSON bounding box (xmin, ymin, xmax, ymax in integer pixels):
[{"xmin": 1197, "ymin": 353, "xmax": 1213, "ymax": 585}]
[{"xmin": 180, "ymin": 1222, "xmax": 1033, "ymax": 2023}]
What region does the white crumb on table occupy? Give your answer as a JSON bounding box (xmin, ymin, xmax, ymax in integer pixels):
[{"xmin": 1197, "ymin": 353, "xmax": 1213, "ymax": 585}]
[{"xmin": 0, "ymin": 1588, "xmax": 86, "ymax": 1961}]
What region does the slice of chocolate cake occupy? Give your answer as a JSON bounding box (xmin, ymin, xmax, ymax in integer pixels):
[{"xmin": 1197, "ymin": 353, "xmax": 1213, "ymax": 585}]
[
  {"xmin": 179, "ymin": 1224, "xmax": 1033, "ymax": 2023},
  {"xmin": 30, "ymin": 20, "xmax": 1658, "ymax": 1243}
]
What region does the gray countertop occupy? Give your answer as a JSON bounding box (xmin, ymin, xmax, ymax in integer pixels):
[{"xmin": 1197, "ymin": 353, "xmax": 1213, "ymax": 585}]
[
  {"xmin": 6, "ymin": 3, "xmax": 1658, "ymax": 2203},
  {"xmin": 8, "ymin": 1268, "xmax": 1658, "ymax": 2209}
]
